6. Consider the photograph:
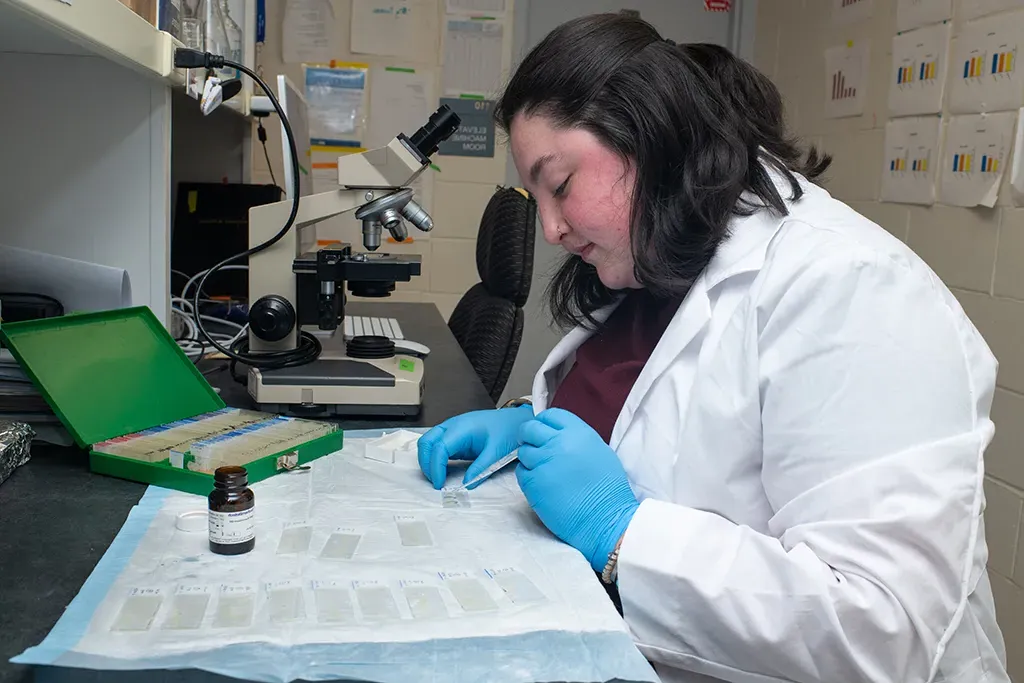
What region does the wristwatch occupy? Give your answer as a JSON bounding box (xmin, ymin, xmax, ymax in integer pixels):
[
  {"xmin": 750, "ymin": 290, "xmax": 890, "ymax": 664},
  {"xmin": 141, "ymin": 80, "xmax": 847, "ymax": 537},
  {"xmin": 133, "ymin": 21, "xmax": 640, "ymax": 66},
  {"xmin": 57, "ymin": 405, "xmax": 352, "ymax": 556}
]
[
  {"xmin": 601, "ymin": 535, "xmax": 624, "ymax": 585},
  {"xmin": 500, "ymin": 397, "xmax": 532, "ymax": 409}
]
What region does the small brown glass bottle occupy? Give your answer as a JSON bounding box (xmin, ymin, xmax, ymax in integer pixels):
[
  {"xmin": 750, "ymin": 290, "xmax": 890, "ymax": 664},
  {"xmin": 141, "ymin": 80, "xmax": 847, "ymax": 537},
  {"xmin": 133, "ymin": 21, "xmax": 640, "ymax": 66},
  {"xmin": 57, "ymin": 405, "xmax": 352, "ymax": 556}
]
[{"xmin": 208, "ymin": 466, "xmax": 255, "ymax": 555}]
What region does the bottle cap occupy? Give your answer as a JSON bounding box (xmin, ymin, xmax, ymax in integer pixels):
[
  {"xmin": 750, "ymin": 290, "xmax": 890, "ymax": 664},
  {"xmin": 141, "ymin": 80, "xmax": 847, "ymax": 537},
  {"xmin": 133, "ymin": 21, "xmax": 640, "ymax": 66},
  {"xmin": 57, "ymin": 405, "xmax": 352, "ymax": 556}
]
[{"xmin": 213, "ymin": 465, "xmax": 249, "ymax": 489}]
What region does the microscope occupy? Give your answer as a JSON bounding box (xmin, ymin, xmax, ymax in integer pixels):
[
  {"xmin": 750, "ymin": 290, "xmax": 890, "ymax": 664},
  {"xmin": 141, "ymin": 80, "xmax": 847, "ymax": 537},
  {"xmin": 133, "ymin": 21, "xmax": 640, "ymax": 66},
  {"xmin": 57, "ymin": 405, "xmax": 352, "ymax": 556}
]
[{"xmin": 244, "ymin": 106, "xmax": 461, "ymax": 417}]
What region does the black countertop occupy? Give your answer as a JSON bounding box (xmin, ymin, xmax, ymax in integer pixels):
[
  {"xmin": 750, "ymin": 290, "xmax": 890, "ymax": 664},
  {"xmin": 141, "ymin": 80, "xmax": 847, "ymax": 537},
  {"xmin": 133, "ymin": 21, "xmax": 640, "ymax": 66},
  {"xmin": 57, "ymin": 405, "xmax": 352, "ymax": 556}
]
[{"xmin": 0, "ymin": 302, "xmax": 495, "ymax": 683}]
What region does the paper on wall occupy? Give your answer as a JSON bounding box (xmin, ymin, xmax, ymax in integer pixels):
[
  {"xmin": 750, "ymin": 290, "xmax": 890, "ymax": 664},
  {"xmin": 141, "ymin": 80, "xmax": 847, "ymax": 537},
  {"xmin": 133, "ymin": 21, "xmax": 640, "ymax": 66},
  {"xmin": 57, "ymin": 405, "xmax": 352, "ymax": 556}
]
[
  {"xmin": 939, "ymin": 111, "xmax": 1016, "ymax": 207},
  {"xmin": 889, "ymin": 23, "xmax": 951, "ymax": 116},
  {"xmin": 832, "ymin": 0, "xmax": 874, "ymax": 24},
  {"xmin": 447, "ymin": 0, "xmax": 505, "ymax": 14},
  {"xmin": 897, "ymin": 0, "xmax": 952, "ymax": 31},
  {"xmin": 825, "ymin": 41, "xmax": 871, "ymax": 118},
  {"xmin": 443, "ymin": 16, "xmax": 505, "ymax": 96},
  {"xmin": 366, "ymin": 66, "xmax": 435, "ymax": 150},
  {"xmin": 881, "ymin": 116, "xmax": 943, "ymax": 205},
  {"xmin": 959, "ymin": 0, "xmax": 1024, "ymax": 21},
  {"xmin": 948, "ymin": 11, "xmax": 1024, "ymax": 114},
  {"xmin": 282, "ymin": 0, "xmax": 339, "ymax": 64},
  {"xmin": 305, "ymin": 65, "xmax": 367, "ymax": 141},
  {"xmin": 350, "ymin": 0, "xmax": 440, "ymax": 61},
  {"xmin": 1010, "ymin": 108, "xmax": 1024, "ymax": 203}
]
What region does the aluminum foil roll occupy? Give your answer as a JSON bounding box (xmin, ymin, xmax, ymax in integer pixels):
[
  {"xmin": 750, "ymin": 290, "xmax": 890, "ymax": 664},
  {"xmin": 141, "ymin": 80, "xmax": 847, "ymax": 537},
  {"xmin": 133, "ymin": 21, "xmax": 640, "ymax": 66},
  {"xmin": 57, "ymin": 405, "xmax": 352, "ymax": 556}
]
[{"xmin": 0, "ymin": 420, "xmax": 34, "ymax": 486}]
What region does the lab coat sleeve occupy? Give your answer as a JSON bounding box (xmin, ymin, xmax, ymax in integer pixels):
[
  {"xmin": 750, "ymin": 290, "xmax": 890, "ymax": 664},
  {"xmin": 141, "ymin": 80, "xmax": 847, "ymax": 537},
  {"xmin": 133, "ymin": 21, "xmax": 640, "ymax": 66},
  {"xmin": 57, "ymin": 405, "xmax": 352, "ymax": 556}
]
[{"xmin": 616, "ymin": 239, "xmax": 996, "ymax": 683}]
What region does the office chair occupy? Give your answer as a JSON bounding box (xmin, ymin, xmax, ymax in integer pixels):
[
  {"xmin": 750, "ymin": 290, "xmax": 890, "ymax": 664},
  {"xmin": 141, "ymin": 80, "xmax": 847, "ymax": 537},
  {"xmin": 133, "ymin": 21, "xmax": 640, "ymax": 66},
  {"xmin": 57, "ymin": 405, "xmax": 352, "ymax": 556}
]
[{"xmin": 448, "ymin": 186, "xmax": 536, "ymax": 404}]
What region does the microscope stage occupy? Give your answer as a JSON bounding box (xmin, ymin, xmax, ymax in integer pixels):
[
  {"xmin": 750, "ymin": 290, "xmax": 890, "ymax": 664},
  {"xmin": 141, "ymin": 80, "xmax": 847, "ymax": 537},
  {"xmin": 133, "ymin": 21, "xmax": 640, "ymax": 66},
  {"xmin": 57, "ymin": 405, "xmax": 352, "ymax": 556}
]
[{"xmin": 248, "ymin": 356, "xmax": 423, "ymax": 418}]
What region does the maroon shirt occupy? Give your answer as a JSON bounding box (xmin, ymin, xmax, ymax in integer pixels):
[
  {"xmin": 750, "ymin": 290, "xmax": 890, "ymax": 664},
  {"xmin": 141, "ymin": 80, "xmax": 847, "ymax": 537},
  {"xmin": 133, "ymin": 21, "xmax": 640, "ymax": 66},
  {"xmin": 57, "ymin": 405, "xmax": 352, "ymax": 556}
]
[{"xmin": 549, "ymin": 290, "xmax": 683, "ymax": 443}]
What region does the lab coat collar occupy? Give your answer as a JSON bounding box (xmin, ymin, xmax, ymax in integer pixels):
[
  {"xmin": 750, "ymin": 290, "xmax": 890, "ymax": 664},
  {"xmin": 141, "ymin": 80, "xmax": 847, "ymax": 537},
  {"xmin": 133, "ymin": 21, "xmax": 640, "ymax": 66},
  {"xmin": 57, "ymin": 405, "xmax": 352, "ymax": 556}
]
[{"xmin": 704, "ymin": 161, "xmax": 807, "ymax": 289}]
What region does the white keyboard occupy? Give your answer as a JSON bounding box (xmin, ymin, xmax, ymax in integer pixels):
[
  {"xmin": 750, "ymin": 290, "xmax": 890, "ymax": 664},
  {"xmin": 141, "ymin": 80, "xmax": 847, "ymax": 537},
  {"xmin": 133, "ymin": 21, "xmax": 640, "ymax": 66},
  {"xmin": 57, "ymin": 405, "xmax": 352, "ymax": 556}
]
[{"xmin": 343, "ymin": 315, "xmax": 405, "ymax": 340}]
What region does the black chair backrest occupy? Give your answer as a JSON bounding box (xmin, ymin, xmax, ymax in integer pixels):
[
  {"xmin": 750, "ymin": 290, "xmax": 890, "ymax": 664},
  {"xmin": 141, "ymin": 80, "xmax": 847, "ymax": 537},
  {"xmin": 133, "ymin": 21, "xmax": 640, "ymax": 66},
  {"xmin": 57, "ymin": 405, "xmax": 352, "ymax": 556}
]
[
  {"xmin": 476, "ymin": 187, "xmax": 536, "ymax": 306},
  {"xmin": 448, "ymin": 187, "xmax": 536, "ymax": 403},
  {"xmin": 448, "ymin": 284, "xmax": 524, "ymax": 403}
]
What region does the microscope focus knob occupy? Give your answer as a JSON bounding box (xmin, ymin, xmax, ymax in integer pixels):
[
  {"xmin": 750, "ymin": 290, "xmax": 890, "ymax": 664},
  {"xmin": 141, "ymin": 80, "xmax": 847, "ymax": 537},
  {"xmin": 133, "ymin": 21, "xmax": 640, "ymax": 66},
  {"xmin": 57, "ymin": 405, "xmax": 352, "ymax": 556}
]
[{"xmin": 249, "ymin": 295, "xmax": 296, "ymax": 342}]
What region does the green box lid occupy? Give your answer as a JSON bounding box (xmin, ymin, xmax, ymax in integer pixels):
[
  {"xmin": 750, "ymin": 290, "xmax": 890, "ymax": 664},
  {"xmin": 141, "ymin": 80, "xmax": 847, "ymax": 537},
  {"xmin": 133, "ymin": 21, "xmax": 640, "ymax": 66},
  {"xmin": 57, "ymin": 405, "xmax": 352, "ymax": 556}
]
[{"xmin": 0, "ymin": 306, "xmax": 225, "ymax": 448}]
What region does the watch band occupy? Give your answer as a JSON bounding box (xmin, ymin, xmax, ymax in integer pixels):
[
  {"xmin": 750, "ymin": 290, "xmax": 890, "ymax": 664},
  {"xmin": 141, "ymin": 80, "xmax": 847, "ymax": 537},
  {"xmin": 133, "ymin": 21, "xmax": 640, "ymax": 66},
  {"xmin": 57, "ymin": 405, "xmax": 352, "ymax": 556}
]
[
  {"xmin": 601, "ymin": 535, "xmax": 624, "ymax": 585},
  {"xmin": 500, "ymin": 397, "xmax": 532, "ymax": 409}
]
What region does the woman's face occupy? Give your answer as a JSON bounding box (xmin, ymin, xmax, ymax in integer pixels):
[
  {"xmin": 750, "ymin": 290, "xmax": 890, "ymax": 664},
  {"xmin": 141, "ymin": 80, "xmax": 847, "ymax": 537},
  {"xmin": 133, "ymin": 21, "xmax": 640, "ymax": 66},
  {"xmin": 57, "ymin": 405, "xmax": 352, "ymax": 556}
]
[{"xmin": 510, "ymin": 112, "xmax": 640, "ymax": 290}]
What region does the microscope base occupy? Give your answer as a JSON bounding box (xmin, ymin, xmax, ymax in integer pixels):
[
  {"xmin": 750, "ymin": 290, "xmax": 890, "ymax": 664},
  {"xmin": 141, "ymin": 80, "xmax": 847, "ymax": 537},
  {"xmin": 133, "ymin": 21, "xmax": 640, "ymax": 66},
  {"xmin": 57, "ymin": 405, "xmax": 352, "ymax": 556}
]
[{"xmin": 247, "ymin": 356, "xmax": 424, "ymax": 418}]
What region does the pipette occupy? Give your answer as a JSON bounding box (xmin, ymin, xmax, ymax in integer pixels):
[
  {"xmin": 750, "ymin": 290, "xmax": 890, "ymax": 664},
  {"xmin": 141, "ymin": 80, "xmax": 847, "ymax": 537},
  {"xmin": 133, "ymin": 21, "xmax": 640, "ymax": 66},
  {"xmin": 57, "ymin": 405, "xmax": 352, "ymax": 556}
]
[{"xmin": 460, "ymin": 450, "xmax": 520, "ymax": 490}]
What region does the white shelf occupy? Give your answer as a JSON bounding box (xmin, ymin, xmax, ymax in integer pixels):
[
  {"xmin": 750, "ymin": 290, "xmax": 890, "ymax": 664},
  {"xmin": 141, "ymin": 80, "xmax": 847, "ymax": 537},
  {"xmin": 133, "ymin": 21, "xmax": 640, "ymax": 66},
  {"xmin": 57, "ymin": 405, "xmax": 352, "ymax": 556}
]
[{"xmin": 0, "ymin": 0, "xmax": 185, "ymax": 84}]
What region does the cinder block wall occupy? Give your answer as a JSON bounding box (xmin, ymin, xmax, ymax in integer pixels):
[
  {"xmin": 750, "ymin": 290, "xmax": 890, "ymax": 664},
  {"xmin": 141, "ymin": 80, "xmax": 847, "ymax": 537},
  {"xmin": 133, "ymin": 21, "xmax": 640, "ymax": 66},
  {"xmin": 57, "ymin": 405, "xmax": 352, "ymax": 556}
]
[{"xmin": 753, "ymin": 1, "xmax": 1023, "ymax": 678}]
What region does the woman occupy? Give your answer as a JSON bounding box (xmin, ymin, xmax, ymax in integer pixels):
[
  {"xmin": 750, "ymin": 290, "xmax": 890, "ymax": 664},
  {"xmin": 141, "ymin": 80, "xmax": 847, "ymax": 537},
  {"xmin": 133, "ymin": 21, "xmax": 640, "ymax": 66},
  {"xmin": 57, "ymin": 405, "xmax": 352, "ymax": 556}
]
[{"xmin": 417, "ymin": 14, "xmax": 1008, "ymax": 683}]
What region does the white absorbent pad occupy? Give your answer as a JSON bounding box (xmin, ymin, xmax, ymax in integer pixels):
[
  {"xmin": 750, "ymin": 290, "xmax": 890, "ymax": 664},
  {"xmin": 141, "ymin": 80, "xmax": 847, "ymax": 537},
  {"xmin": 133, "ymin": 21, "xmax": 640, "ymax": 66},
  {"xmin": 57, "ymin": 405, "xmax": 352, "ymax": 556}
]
[{"xmin": 13, "ymin": 429, "xmax": 659, "ymax": 683}]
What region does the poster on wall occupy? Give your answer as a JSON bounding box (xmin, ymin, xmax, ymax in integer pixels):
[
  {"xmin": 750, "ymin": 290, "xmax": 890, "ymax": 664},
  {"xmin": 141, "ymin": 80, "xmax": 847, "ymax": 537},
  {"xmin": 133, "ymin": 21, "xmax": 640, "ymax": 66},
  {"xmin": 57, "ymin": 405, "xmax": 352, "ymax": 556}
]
[
  {"xmin": 938, "ymin": 111, "xmax": 1016, "ymax": 206},
  {"xmin": 832, "ymin": 0, "xmax": 874, "ymax": 24},
  {"xmin": 824, "ymin": 41, "xmax": 871, "ymax": 118},
  {"xmin": 442, "ymin": 16, "xmax": 505, "ymax": 96},
  {"xmin": 881, "ymin": 116, "xmax": 943, "ymax": 205},
  {"xmin": 366, "ymin": 66, "xmax": 436, "ymax": 150},
  {"xmin": 897, "ymin": 0, "xmax": 952, "ymax": 31},
  {"xmin": 305, "ymin": 65, "xmax": 368, "ymax": 141},
  {"xmin": 959, "ymin": 0, "xmax": 1024, "ymax": 21},
  {"xmin": 350, "ymin": 0, "xmax": 440, "ymax": 61},
  {"xmin": 447, "ymin": 0, "xmax": 506, "ymax": 13},
  {"xmin": 948, "ymin": 11, "xmax": 1024, "ymax": 113},
  {"xmin": 282, "ymin": 0, "xmax": 340, "ymax": 64},
  {"xmin": 889, "ymin": 23, "xmax": 952, "ymax": 116}
]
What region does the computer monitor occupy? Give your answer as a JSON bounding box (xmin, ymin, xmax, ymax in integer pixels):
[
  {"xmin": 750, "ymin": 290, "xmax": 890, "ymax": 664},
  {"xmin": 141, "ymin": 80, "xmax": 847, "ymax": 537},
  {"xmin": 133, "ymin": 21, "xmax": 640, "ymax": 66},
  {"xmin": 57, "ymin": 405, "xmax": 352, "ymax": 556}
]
[{"xmin": 276, "ymin": 75, "xmax": 313, "ymax": 201}]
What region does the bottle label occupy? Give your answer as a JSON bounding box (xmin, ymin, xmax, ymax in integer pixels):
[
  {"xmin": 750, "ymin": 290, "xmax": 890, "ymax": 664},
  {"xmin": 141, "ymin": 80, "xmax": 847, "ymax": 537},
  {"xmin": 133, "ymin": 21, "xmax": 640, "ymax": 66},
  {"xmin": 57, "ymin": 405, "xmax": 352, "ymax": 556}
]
[{"xmin": 208, "ymin": 507, "xmax": 255, "ymax": 544}]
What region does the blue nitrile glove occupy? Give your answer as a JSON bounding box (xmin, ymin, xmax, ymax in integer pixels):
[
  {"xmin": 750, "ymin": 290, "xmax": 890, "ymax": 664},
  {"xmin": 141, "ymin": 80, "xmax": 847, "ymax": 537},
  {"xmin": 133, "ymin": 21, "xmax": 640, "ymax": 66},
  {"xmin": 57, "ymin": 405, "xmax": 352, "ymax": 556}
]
[
  {"xmin": 516, "ymin": 408, "xmax": 640, "ymax": 572},
  {"xmin": 417, "ymin": 405, "xmax": 534, "ymax": 490}
]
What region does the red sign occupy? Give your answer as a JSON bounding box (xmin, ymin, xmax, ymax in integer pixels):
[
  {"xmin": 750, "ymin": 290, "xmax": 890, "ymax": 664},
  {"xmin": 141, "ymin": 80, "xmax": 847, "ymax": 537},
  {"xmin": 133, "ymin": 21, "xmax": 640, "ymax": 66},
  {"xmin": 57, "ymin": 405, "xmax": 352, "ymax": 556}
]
[{"xmin": 704, "ymin": 0, "xmax": 731, "ymax": 10}]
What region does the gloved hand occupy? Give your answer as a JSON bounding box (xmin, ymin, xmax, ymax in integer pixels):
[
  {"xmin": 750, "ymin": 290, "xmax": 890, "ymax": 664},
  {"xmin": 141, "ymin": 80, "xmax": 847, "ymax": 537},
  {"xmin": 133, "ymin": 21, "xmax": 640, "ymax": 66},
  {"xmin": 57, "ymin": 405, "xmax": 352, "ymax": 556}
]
[
  {"xmin": 417, "ymin": 405, "xmax": 534, "ymax": 490},
  {"xmin": 516, "ymin": 408, "xmax": 640, "ymax": 573}
]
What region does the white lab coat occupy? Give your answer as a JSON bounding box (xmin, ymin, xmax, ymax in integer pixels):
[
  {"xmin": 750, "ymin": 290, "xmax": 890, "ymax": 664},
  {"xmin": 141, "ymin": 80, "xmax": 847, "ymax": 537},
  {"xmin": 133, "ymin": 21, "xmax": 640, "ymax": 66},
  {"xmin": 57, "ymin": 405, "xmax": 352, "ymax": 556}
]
[{"xmin": 530, "ymin": 173, "xmax": 1008, "ymax": 683}]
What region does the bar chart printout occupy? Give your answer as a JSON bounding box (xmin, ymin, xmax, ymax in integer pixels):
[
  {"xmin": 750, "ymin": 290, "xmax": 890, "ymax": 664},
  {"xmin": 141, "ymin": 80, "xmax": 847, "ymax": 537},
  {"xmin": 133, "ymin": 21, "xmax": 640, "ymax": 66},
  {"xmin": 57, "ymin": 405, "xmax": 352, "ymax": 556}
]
[
  {"xmin": 833, "ymin": 71, "xmax": 856, "ymax": 99},
  {"xmin": 882, "ymin": 116, "xmax": 941, "ymax": 205},
  {"xmin": 949, "ymin": 11, "xmax": 1024, "ymax": 112},
  {"xmin": 825, "ymin": 41, "xmax": 870, "ymax": 118},
  {"xmin": 890, "ymin": 150, "xmax": 930, "ymax": 173},
  {"xmin": 939, "ymin": 112, "xmax": 1015, "ymax": 207},
  {"xmin": 889, "ymin": 23, "xmax": 950, "ymax": 115}
]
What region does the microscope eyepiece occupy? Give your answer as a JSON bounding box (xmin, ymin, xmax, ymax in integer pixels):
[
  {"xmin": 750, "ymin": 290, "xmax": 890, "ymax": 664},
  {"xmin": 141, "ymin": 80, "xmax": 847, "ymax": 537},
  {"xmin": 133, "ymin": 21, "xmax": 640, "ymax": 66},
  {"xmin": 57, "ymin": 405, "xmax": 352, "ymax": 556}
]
[{"xmin": 408, "ymin": 105, "xmax": 462, "ymax": 159}]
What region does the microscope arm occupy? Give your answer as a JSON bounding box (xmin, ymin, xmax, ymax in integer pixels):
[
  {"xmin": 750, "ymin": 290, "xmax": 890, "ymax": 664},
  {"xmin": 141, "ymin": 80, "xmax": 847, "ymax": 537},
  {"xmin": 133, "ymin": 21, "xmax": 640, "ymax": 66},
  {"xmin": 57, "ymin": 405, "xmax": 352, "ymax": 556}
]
[
  {"xmin": 250, "ymin": 187, "xmax": 366, "ymax": 237},
  {"xmin": 247, "ymin": 187, "xmax": 371, "ymax": 353}
]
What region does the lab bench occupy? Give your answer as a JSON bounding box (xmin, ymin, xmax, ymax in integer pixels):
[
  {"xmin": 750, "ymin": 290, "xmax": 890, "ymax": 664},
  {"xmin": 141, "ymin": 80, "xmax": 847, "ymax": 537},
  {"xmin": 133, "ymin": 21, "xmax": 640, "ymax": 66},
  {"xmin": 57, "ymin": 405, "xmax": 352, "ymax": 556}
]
[{"xmin": 0, "ymin": 302, "xmax": 495, "ymax": 683}]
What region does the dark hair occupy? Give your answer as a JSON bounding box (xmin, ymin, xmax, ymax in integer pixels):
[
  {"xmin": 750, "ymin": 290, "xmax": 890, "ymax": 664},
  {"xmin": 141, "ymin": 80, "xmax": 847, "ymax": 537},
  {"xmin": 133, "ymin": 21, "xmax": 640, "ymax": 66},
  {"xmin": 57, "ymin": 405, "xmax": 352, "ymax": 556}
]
[{"xmin": 494, "ymin": 14, "xmax": 831, "ymax": 330}]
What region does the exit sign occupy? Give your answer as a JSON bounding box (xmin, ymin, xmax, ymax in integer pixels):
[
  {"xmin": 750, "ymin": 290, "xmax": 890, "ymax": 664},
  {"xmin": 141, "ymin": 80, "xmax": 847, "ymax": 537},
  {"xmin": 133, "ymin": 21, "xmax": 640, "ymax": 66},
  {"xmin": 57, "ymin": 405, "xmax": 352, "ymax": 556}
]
[{"xmin": 705, "ymin": 0, "xmax": 731, "ymax": 10}]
